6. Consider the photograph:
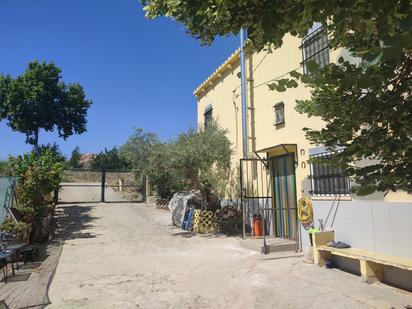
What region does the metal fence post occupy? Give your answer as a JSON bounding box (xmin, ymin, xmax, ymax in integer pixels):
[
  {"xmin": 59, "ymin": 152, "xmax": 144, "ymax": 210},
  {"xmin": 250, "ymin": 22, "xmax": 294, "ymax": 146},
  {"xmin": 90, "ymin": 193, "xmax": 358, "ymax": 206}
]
[
  {"xmin": 142, "ymin": 175, "xmax": 147, "ymax": 202},
  {"xmin": 262, "ymin": 208, "xmax": 268, "ymax": 254},
  {"xmin": 101, "ymin": 170, "xmax": 106, "ymax": 203}
]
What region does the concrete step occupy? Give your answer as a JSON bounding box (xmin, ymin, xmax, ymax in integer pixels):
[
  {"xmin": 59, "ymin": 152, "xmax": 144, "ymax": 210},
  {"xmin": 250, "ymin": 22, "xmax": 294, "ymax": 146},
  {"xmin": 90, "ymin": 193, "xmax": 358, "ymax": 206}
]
[
  {"xmin": 263, "ymin": 239, "xmax": 297, "ymax": 254},
  {"xmin": 239, "ymin": 237, "xmax": 298, "ymax": 255}
]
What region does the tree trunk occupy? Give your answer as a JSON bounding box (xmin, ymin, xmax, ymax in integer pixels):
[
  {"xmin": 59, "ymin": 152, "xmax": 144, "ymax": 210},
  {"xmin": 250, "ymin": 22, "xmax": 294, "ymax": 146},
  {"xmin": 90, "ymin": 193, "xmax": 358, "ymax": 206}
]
[
  {"xmin": 33, "ymin": 130, "xmax": 40, "ymax": 157},
  {"xmin": 201, "ymin": 190, "xmax": 207, "ymax": 210}
]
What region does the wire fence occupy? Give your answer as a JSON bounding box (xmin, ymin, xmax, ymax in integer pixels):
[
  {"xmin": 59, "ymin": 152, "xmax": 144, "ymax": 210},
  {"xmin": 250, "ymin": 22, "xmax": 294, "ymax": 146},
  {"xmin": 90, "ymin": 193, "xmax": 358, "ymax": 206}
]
[{"xmin": 0, "ymin": 177, "xmax": 17, "ymax": 224}]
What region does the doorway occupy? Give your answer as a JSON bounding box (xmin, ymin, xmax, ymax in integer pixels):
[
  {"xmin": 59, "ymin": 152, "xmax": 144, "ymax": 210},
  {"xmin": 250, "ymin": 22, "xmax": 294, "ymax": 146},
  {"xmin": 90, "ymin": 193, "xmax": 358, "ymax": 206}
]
[{"xmin": 271, "ymin": 154, "xmax": 298, "ymax": 240}]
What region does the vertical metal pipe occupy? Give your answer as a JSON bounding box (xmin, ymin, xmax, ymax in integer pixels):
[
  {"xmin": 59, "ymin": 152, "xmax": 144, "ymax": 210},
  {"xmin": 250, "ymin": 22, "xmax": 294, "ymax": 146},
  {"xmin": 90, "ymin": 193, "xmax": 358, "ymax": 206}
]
[
  {"xmin": 101, "ymin": 170, "xmax": 106, "ymax": 203},
  {"xmin": 240, "ymin": 28, "xmax": 248, "ymax": 159},
  {"xmin": 240, "ymin": 160, "xmax": 245, "ymax": 239},
  {"xmin": 142, "ymin": 175, "xmax": 147, "ymax": 202},
  {"xmin": 262, "ymin": 208, "xmax": 268, "ymax": 254}
]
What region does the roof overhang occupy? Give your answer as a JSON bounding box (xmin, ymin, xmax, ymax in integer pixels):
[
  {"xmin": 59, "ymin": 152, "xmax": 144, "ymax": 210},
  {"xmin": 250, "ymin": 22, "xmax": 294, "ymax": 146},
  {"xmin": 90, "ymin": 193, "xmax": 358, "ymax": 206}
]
[
  {"xmin": 193, "ymin": 49, "xmax": 240, "ymax": 98},
  {"xmin": 193, "ymin": 40, "xmax": 256, "ymax": 99}
]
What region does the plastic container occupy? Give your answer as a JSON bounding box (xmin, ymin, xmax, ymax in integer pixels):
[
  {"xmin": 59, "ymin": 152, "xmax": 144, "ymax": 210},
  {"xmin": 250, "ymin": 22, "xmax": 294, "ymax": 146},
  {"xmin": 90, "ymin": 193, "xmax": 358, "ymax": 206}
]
[{"xmin": 253, "ymin": 215, "xmax": 263, "ymax": 236}]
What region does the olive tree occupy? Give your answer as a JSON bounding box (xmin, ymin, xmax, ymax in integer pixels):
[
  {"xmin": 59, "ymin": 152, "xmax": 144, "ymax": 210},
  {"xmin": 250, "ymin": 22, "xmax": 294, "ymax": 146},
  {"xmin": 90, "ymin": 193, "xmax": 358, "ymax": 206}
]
[
  {"xmin": 173, "ymin": 122, "xmax": 232, "ymax": 204},
  {"xmin": 121, "ymin": 122, "xmax": 232, "ymax": 202}
]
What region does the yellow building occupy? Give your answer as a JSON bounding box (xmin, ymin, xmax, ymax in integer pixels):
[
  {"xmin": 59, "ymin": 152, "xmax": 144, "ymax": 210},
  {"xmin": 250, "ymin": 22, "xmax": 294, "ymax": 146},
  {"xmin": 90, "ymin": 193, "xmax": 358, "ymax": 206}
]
[{"xmin": 194, "ymin": 26, "xmax": 412, "ymax": 263}]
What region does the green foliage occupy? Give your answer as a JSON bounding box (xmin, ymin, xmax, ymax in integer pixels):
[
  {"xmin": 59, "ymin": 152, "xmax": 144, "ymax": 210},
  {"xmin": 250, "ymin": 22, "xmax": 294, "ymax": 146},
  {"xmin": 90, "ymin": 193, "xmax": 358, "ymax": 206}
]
[
  {"xmin": 295, "ymin": 53, "xmax": 412, "ymax": 194},
  {"xmin": 142, "ymin": 0, "xmax": 412, "ymax": 194},
  {"xmin": 122, "ymin": 122, "xmax": 232, "ymax": 199},
  {"xmin": 91, "ymin": 147, "xmax": 131, "ymax": 171},
  {"xmin": 141, "ymin": 0, "xmax": 411, "ymax": 54},
  {"xmin": 173, "ymin": 122, "xmax": 232, "ymax": 200},
  {"xmin": 0, "ymin": 61, "xmax": 92, "ymax": 153},
  {"xmin": 0, "ymin": 75, "xmax": 12, "ymax": 120},
  {"xmin": 120, "ymin": 129, "xmax": 160, "ymax": 175},
  {"xmin": 0, "ymin": 160, "xmax": 11, "ymax": 176},
  {"xmin": 120, "ymin": 129, "xmax": 177, "ymax": 197},
  {"xmin": 10, "ymin": 148, "xmax": 64, "ymax": 219},
  {"xmin": 0, "ymin": 219, "xmax": 28, "ymax": 236},
  {"xmin": 68, "ymin": 146, "xmax": 83, "ymax": 169},
  {"xmin": 37, "ymin": 143, "xmax": 66, "ymax": 163},
  {"xmin": 268, "ymin": 52, "xmax": 411, "ymax": 194},
  {"xmin": 121, "ymin": 129, "xmax": 180, "ymax": 198},
  {"xmin": 146, "ymin": 142, "xmax": 185, "ymax": 198}
]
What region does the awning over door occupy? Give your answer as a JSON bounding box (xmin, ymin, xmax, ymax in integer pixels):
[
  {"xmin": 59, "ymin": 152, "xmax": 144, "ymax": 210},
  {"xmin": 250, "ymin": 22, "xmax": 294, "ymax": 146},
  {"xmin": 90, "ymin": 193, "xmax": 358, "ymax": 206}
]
[
  {"xmin": 255, "ymin": 143, "xmax": 298, "ymax": 164},
  {"xmin": 256, "ymin": 143, "xmax": 297, "ymax": 154}
]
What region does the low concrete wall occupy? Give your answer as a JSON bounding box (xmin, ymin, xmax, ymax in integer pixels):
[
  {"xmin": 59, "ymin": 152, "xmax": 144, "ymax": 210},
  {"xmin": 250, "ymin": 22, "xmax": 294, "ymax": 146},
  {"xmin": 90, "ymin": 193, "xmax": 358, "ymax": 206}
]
[
  {"xmin": 302, "ymin": 198, "xmax": 412, "ymax": 291},
  {"xmin": 302, "ymin": 199, "xmax": 412, "ymax": 259}
]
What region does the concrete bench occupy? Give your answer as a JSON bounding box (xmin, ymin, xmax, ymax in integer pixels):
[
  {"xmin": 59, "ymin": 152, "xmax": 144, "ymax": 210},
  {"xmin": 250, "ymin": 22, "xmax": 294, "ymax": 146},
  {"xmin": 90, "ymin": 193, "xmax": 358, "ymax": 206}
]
[{"xmin": 313, "ymin": 231, "xmax": 412, "ymax": 283}]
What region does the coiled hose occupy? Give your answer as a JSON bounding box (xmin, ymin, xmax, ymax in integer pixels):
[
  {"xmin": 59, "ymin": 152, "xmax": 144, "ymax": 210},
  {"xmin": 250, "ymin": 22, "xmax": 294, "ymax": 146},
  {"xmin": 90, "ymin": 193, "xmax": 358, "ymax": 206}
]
[{"xmin": 298, "ymin": 197, "xmax": 313, "ymax": 226}]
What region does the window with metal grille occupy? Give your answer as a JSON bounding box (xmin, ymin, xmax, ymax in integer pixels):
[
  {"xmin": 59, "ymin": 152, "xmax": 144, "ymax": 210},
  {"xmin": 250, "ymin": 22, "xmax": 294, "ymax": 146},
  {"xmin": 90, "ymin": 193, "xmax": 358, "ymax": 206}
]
[
  {"xmin": 204, "ymin": 107, "xmax": 213, "ymax": 128},
  {"xmin": 301, "ymin": 27, "xmax": 330, "ymax": 74},
  {"xmin": 309, "ymin": 152, "xmax": 351, "ymax": 196}
]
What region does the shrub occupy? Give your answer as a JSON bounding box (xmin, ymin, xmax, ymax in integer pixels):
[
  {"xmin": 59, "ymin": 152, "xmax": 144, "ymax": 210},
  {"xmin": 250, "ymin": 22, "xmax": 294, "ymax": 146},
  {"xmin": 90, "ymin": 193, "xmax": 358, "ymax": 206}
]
[
  {"xmin": 0, "ymin": 218, "xmax": 28, "ymax": 236},
  {"xmin": 0, "ymin": 160, "xmax": 11, "ymax": 176},
  {"xmin": 120, "ymin": 129, "xmax": 179, "ymax": 197},
  {"xmin": 145, "ymin": 142, "xmax": 186, "ymax": 198},
  {"xmin": 122, "ymin": 122, "xmax": 233, "ymax": 202},
  {"xmin": 10, "ymin": 148, "xmax": 64, "ymax": 219},
  {"xmin": 173, "ymin": 122, "xmax": 232, "ymax": 205}
]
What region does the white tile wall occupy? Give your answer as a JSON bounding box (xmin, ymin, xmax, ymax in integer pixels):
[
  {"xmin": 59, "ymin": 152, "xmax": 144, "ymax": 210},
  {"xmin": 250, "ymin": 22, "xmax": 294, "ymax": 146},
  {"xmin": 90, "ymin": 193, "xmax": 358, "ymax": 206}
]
[{"xmin": 308, "ymin": 200, "xmax": 412, "ymax": 259}]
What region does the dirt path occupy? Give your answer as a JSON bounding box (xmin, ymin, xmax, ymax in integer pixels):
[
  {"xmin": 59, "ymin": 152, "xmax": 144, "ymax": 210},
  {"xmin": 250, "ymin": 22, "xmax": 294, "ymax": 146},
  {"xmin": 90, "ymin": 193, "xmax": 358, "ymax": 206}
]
[{"xmin": 46, "ymin": 203, "xmax": 412, "ymax": 308}]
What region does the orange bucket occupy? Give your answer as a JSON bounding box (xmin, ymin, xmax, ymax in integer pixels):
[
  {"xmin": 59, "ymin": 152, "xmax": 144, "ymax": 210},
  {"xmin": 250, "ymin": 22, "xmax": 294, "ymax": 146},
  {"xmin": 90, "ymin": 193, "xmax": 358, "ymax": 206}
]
[{"xmin": 253, "ymin": 215, "xmax": 263, "ymax": 236}]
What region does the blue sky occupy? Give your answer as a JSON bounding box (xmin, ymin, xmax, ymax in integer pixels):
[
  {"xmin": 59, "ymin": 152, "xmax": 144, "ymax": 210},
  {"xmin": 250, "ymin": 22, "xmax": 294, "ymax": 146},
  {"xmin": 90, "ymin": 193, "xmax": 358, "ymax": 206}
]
[{"xmin": 0, "ymin": 0, "xmax": 238, "ymax": 159}]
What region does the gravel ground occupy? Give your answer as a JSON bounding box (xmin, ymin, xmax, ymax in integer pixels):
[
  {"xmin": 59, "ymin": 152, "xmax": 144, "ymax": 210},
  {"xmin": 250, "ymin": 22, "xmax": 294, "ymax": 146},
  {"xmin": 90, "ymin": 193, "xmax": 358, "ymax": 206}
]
[{"xmin": 46, "ymin": 202, "xmax": 412, "ymax": 309}]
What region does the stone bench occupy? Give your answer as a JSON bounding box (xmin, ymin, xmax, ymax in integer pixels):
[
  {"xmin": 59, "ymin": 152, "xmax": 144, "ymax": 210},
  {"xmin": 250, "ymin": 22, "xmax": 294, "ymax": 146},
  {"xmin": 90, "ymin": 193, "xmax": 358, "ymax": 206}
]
[{"xmin": 313, "ymin": 231, "xmax": 412, "ymax": 283}]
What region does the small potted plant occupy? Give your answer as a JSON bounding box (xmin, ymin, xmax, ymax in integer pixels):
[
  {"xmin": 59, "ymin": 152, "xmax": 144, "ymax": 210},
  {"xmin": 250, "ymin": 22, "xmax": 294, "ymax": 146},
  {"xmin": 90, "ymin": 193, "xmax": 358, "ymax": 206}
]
[{"xmin": 0, "ymin": 219, "xmax": 30, "ymax": 243}]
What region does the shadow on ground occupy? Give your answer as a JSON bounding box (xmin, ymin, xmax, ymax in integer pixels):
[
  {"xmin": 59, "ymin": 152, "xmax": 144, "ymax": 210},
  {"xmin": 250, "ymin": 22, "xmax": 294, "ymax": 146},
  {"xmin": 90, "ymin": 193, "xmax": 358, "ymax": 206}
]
[
  {"xmin": 0, "ymin": 204, "xmax": 100, "ymax": 309},
  {"xmin": 51, "ymin": 205, "xmax": 100, "ymax": 242}
]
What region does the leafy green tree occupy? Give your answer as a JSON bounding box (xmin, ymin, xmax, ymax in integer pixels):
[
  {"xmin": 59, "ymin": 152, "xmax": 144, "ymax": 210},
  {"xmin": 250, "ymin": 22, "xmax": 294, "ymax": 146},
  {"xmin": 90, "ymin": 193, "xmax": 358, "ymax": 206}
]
[
  {"xmin": 141, "ymin": 0, "xmax": 412, "ymax": 194},
  {"xmin": 120, "ymin": 128, "xmax": 160, "ymax": 176},
  {"xmin": 0, "ymin": 160, "xmax": 11, "ymax": 176},
  {"xmin": 68, "ymin": 146, "xmax": 83, "ymax": 169},
  {"xmin": 120, "ymin": 129, "xmax": 178, "ymax": 197},
  {"xmin": 0, "ymin": 61, "xmax": 92, "ymax": 155},
  {"xmin": 91, "ymin": 147, "xmax": 131, "ymax": 171},
  {"xmin": 0, "ymin": 75, "xmax": 12, "ymax": 121},
  {"xmin": 146, "ymin": 142, "xmax": 185, "ymax": 198},
  {"xmin": 141, "ymin": 1, "xmax": 411, "ymax": 53},
  {"xmin": 122, "ymin": 123, "xmax": 232, "ymax": 201},
  {"xmin": 173, "ymin": 122, "xmax": 232, "ymax": 202},
  {"xmin": 290, "ymin": 54, "xmax": 412, "ymax": 194}
]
